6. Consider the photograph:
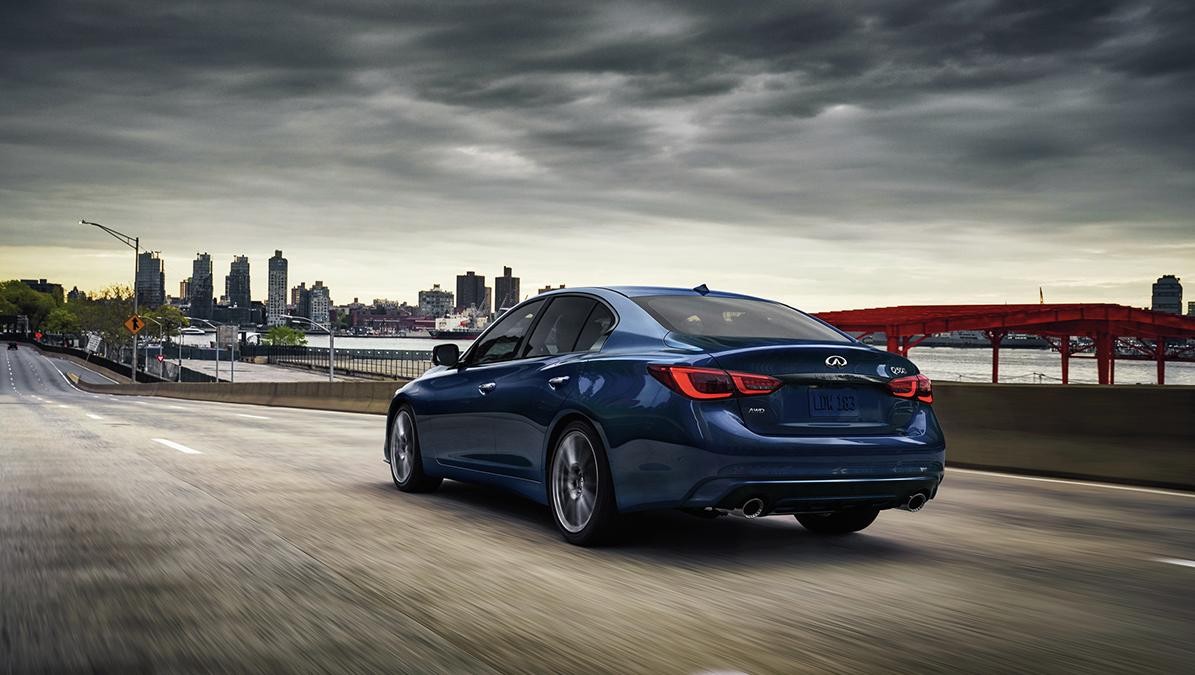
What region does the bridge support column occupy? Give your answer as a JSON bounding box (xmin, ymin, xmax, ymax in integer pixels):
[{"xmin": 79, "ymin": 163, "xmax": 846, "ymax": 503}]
[
  {"xmin": 1156, "ymin": 339, "xmax": 1166, "ymax": 385},
  {"xmin": 886, "ymin": 331, "xmax": 899, "ymax": 355},
  {"xmin": 984, "ymin": 330, "xmax": 1007, "ymax": 383},
  {"xmin": 1095, "ymin": 332, "xmax": 1112, "ymax": 385},
  {"xmin": 1059, "ymin": 335, "xmax": 1070, "ymax": 384}
]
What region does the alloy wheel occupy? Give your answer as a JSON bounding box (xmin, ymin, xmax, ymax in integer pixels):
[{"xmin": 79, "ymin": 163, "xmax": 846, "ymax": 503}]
[
  {"xmin": 551, "ymin": 430, "xmax": 598, "ymax": 533},
  {"xmin": 391, "ymin": 410, "xmax": 414, "ymax": 484}
]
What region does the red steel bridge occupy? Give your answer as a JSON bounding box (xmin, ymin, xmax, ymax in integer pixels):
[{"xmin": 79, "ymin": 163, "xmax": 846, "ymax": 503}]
[{"xmin": 815, "ymin": 304, "xmax": 1195, "ymax": 385}]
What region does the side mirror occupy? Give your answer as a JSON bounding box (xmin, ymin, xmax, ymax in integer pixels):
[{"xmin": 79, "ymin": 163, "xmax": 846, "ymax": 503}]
[{"xmin": 432, "ymin": 343, "xmax": 460, "ymax": 367}]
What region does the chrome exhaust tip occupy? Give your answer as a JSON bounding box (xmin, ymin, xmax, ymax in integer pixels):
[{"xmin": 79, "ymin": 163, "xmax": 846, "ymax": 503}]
[
  {"xmin": 901, "ymin": 492, "xmax": 928, "ymax": 512},
  {"xmin": 741, "ymin": 497, "xmax": 767, "ymax": 519}
]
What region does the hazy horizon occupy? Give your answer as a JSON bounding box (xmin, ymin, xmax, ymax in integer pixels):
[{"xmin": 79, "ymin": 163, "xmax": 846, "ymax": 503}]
[{"xmin": 2, "ymin": 1, "xmax": 1193, "ymax": 311}]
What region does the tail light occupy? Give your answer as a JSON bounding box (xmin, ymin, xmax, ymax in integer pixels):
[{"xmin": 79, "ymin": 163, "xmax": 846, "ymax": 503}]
[
  {"xmin": 648, "ymin": 365, "xmax": 783, "ymax": 400},
  {"xmin": 888, "ymin": 374, "xmax": 933, "ymax": 404}
]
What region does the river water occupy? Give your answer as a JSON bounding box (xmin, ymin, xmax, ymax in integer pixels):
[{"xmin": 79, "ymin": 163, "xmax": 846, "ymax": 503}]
[{"xmin": 181, "ymin": 333, "xmax": 1194, "ymax": 385}]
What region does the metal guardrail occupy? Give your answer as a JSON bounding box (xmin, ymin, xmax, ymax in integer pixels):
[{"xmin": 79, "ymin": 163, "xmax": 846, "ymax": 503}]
[{"xmin": 242, "ymin": 344, "xmax": 433, "ymax": 380}]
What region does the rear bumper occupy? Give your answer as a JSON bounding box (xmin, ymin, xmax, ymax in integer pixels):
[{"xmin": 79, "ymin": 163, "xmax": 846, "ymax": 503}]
[
  {"xmin": 694, "ymin": 476, "xmax": 942, "ymax": 514},
  {"xmin": 606, "ymin": 406, "xmax": 945, "ymax": 513}
]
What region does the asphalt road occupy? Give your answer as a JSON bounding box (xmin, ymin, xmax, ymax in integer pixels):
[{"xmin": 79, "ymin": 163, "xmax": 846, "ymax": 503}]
[{"xmin": 2, "ymin": 345, "xmax": 1194, "ymax": 673}]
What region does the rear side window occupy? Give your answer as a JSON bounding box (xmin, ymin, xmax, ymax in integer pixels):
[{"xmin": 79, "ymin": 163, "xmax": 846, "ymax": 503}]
[
  {"xmin": 523, "ymin": 296, "xmax": 596, "ymax": 358},
  {"xmin": 633, "ymin": 295, "xmax": 849, "ymax": 342},
  {"xmin": 574, "ymin": 302, "xmax": 615, "ymax": 351}
]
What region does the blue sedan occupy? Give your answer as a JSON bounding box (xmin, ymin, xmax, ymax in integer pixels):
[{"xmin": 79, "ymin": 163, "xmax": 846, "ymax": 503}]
[{"xmin": 385, "ymin": 286, "xmax": 945, "ymax": 545}]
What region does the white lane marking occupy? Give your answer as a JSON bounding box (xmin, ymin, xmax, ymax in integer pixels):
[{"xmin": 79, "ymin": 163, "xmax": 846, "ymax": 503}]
[
  {"xmin": 235, "ymin": 413, "xmax": 271, "ymax": 420},
  {"xmin": 152, "ymin": 438, "xmax": 202, "ymax": 455},
  {"xmin": 949, "ymin": 468, "xmax": 1195, "ymax": 499},
  {"xmin": 87, "ymin": 413, "xmax": 104, "ymax": 420},
  {"xmin": 1155, "ymin": 558, "xmax": 1195, "ymax": 569}
]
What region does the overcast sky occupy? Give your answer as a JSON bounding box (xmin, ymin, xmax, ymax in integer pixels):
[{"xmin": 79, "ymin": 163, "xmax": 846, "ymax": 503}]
[{"xmin": 1, "ymin": 0, "xmax": 1192, "ymax": 311}]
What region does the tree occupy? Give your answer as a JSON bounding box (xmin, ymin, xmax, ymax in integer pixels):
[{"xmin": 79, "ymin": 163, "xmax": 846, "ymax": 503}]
[
  {"xmin": 0, "ymin": 280, "xmax": 59, "ymax": 329},
  {"xmin": 69, "ymin": 284, "xmax": 134, "ymax": 345},
  {"xmin": 263, "ymin": 325, "xmax": 308, "ymax": 346},
  {"xmin": 42, "ymin": 306, "xmax": 80, "ymax": 334},
  {"xmin": 143, "ymin": 305, "xmax": 189, "ymax": 339}
]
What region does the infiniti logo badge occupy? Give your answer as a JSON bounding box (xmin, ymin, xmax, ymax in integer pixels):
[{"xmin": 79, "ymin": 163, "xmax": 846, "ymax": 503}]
[{"xmin": 825, "ymin": 355, "xmax": 848, "ymax": 368}]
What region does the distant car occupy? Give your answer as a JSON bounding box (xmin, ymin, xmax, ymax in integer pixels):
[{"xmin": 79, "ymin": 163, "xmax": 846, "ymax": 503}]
[
  {"xmin": 6, "ymin": 342, "xmax": 16, "ymax": 350},
  {"xmin": 385, "ymin": 286, "xmax": 945, "ymax": 545}
]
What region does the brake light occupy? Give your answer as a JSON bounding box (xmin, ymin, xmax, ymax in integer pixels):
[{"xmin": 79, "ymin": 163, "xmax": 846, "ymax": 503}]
[
  {"xmin": 888, "ymin": 374, "xmax": 932, "ymax": 404},
  {"xmin": 648, "ymin": 365, "xmax": 782, "ymax": 400}
]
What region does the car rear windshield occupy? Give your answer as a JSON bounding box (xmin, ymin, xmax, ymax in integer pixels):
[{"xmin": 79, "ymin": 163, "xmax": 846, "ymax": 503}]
[{"xmin": 633, "ymin": 295, "xmax": 850, "ymax": 342}]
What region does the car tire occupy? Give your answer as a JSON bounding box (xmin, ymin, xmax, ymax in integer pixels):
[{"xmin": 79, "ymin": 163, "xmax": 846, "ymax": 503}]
[
  {"xmin": 795, "ymin": 509, "xmax": 879, "ymax": 535},
  {"xmin": 548, "ymin": 421, "xmax": 619, "ymax": 546},
  {"xmin": 388, "ymin": 406, "xmax": 442, "ymax": 493}
]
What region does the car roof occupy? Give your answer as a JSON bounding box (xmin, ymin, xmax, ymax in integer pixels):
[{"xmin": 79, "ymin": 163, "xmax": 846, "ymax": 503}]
[{"xmin": 539, "ymin": 285, "xmax": 769, "ymax": 301}]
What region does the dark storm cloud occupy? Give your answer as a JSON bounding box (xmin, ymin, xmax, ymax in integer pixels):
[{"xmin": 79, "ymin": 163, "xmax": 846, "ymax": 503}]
[{"xmin": 1, "ymin": 0, "xmax": 1193, "ymax": 292}]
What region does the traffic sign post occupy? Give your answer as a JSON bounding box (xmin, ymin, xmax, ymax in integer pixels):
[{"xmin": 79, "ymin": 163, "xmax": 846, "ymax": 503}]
[
  {"xmin": 217, "ymin": 325, "xmax": 237, "ymax": 384},
  {"xmin": 85, "ymin": 335, "xmax": 101, "ymax": 361}
]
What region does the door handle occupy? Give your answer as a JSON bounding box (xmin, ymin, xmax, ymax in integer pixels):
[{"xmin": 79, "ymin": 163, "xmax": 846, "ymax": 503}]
[
  {"xmin": 547, "ymin": 376, "xmax": 570, "ymax": 389},
  {"xmin": 478, "ymin": 382, "xmax": 496, "ymax": 394}
]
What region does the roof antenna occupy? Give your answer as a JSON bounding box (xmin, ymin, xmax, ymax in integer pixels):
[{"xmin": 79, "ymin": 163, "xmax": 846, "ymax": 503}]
[{"xmin": 693, "ymin": 283, "xmax": 710, "ymax": 295}]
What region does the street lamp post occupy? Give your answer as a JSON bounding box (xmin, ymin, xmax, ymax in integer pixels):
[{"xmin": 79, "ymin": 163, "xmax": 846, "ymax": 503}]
[
  {"xmin": 81, "ymin": 219, "xmax": 140, "ymax": 385},
  {"xmin": 281, "ymin": 315, "xmax": 334, "ymax": 382}
]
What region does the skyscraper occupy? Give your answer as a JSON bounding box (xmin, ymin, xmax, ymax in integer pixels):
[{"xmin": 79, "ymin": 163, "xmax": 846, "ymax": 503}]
[
  {"xmin": 190, "ymin": 252, "xmax": 214, "ymax": 319},
  {"xmin": 494, "ymin": 266, "xmax": 520, "ymax": 310},
  {"xmin": 309, "ymin": 281, "xmax": 331, "ymax": 326},
  {"xmin": 1152, "ymin": 275, "xmax": 1182, "ymax": 314},
  {"xmin": 291, "ymin": 282, "xmax": 310, "ymax": 318},
  {"xmin": 267, "ymin": 250, "xmax": 288, "ymax": 327},
  {"xmin": 225, "ymin": 255, "xmax": 251, "ymax": 308},
  {"xmin": 135, "ymin": 251, "xmax": 165, "ymax": 308},
  {"xmin": 455, "ymin": 271, "xmax": 486, "ymax": 312}
]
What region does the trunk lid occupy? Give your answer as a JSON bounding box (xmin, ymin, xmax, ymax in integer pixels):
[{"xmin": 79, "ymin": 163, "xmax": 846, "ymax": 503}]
[{"xmin": 673, "ymin": 335, "xmax": 920, "ymax": 436}]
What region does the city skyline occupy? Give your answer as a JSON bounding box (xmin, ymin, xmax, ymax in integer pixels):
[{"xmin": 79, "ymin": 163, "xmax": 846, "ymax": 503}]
[
  {"xmin": 2, "ymin": 1, "xmax": 1194, "ymax": 312},
  {"xmin": 7, "ymin": 243, "xmax": 1191, "ymax": 315}
]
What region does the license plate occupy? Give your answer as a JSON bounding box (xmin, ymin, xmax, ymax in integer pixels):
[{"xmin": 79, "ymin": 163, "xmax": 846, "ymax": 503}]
[{"xmin": 809, "ymin": 388, "xmax": 860, "ymax": 418}]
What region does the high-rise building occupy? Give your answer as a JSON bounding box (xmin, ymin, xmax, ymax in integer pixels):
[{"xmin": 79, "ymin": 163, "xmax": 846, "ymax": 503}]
[
  {"xmin": 1188, "ymin": 301, "xmax": 1195, "ymax": 317},
  {"xmin": 179, "ymin": 278, "xmax": 191, "ymax": 301},
  {"xmin": 267, "ymin": 250, "xmax": 288, "ymax": 327},
  {"xmin": 538, "ymin": 284, "xmax": 566, "ymax": 294},
  {"xmin": 418, "ymin": 284, "xmax": 454, "ymax": 317},
  {"xmin": 309, "ymin": 281, "xmax": 331, "ymax": 326},
  {"xmin": 455, "ymin": 271, "xmax": 486, "ymax": 312},
  {"xmin": 1151, "ymin": 275, "xmax": 1182, "ymax": 314},
  {"xmin": 291, "ymin": 282, "xmax": 310, "ymax": 319},
  {"xmin": 291, "ymin": 282, "xmax": 307, "ymax": 309},
  {"xmin": 225, "ymin": 255, "xmax": 251, "ymax": 308},
  {"xmin": 494, "ymin": 266, "xmax": 520, "ymax": 310},
  {"xmin": 135, "ymin": 252, "xmax": 165, "ymax": 308},
  {"xmin": 190, "ymin": 252, "xmax": 214, "ymax": 319}
]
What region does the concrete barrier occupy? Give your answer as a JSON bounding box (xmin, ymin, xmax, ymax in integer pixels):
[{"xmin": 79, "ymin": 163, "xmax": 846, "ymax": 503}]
[
  {"xmin": 933, "ymin": 382, "xmax": 1195, "ymax": 490},
  {"xmin": 74, "ymin": 379, "xmax": 407, "ymax": 416},
  {"xmin": 72, "ymin": 378, "xmax": 1195, "ymax": 490}
]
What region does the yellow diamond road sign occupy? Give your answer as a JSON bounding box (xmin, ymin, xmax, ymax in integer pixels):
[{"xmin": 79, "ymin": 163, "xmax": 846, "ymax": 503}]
[{"xmin": 124, "ymin": 315, "xmax": 145, "ymax": 335}]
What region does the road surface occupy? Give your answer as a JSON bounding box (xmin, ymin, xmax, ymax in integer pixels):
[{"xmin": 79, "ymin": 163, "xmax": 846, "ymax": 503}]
[{"xmin": 2, "ymin": 346, "xmax": 1193, "ymax": 673}]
